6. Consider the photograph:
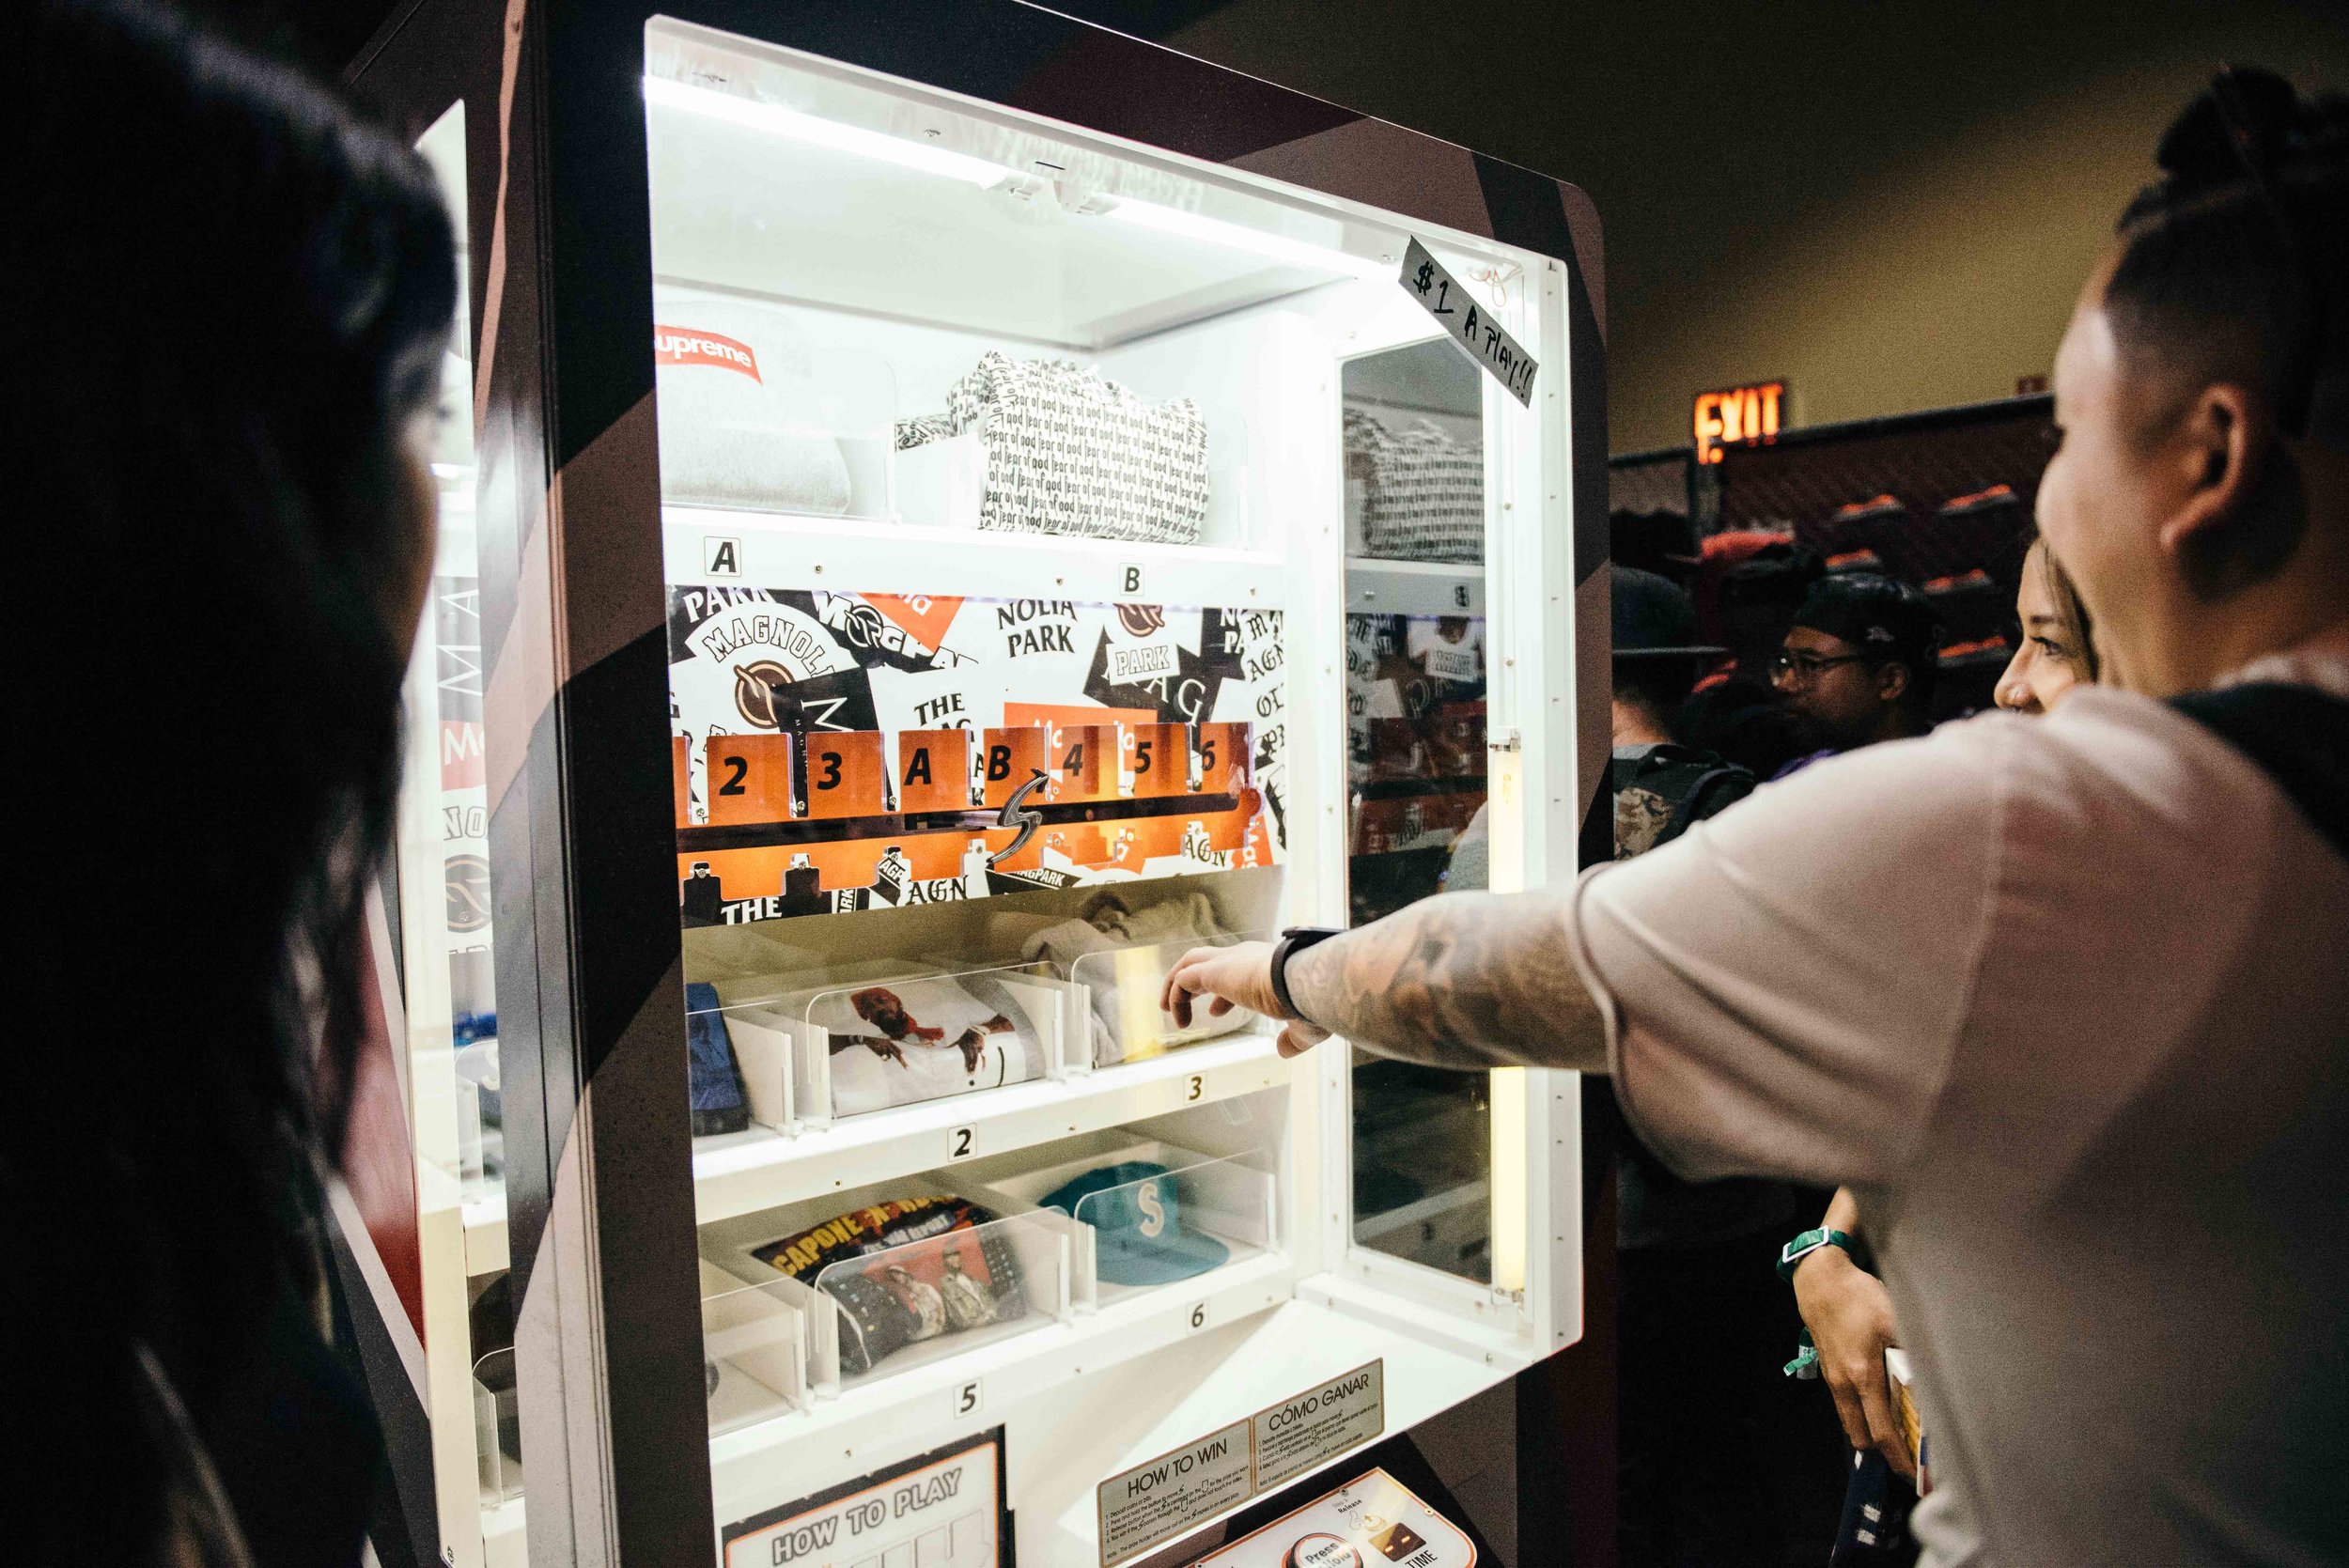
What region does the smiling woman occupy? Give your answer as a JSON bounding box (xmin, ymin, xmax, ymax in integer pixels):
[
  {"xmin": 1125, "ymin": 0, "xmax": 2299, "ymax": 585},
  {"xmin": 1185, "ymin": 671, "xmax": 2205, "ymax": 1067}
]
[
  {"xmin": 5, "ymin": 5, "xmax": 456, "ymax": 1565},
  {"xmin": 1995, "ymin": 537, "xmax": 2099, "ymax": 713}
]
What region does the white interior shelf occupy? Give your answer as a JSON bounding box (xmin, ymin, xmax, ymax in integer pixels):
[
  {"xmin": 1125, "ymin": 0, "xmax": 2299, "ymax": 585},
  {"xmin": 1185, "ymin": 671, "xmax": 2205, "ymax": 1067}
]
[{"xmin": 459, "ymin": 1028, "xmax": 1291, "ymax": 1273}]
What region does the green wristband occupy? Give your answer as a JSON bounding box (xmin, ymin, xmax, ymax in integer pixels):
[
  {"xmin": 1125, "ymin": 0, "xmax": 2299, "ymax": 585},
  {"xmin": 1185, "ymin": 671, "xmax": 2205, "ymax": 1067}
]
[{"xmin": 1777, "ymin": 1226, "xmax": 1855, "ymax": 1281}]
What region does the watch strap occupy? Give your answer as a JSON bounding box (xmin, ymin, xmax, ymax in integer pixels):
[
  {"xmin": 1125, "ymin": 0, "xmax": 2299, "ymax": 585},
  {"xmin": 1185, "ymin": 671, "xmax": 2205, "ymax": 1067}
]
[
  {"xmin": 1777, "ymin": 1226, "xmax": 1855, "ymax": 1281},
  {"xmin": 1268, "ymin": 925, "xmax": 1344, "ymax": 1021}
]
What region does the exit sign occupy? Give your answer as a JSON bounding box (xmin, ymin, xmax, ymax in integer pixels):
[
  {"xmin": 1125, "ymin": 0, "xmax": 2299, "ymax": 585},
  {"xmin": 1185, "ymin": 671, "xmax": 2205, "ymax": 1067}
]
[{"xmin": 1694, "ymin": 381, "xmax": 1787, "ymax": 464}]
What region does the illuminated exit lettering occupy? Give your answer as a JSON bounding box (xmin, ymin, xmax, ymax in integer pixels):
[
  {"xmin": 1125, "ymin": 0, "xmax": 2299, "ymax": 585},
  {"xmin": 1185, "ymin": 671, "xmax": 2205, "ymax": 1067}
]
[{"xmin": 1694, "ymin": 380, "xmax": 1787, "ymax": 464}]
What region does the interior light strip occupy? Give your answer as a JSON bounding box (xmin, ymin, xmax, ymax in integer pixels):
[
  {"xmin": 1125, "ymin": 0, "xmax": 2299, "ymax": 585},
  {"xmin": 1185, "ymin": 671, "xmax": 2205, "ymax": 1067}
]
[
  {"xmin": 645, "ymin": 73, "xmax": 1392, "ymax": 282},
  {"xmin": 644, "ymin": 75, "xmax": 1012, "ymax": 187},
  {"xmin": 1103, "ymin": 196, "xmax": 1393, "ymax": 282}
]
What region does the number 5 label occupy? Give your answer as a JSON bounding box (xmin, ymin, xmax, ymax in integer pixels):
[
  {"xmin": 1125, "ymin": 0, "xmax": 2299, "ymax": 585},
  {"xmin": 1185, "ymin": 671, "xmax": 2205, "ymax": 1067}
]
[{"xmin": 951, "ymin": 1377, "xmax": 984, "ymax": 1419}]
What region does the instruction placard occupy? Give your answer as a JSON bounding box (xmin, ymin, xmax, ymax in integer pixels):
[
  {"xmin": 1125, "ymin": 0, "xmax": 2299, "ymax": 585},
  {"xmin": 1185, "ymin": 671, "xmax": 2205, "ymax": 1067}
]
[
  {"xmin": 1399, "ymin": 238, "xmax": 1537, "ymax": 406},
  {"xmin": 724, "ymin": 1430, "xmax": 1005, "ymax": 1568},
  {"xmin": 1097, "ymin": 1360, "xmax": 1386, "ymax": 1564},
  {"xmin": 1189, "ymin": 1467, "xmax": 1476, "ymax": 1568},
  {"xmin": 1251, "ymin": 1360, "xmax": 1385, "ymax": 1491},
  {"xmin": 1097, "ymin": 1421, "xmax": 1253, "ymax": 1565}
]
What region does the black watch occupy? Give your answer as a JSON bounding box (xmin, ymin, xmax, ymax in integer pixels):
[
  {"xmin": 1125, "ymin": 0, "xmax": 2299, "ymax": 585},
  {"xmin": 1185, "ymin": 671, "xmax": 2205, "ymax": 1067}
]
[{"xmin": 1268, "ymin": 925, "xmax": 1344, "ymax": 1021}]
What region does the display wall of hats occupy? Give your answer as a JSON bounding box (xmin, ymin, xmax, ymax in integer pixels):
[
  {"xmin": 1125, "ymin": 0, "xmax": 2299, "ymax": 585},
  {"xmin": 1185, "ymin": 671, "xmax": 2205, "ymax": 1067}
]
[
  {"xmin": 704, "ymin": 1184, "xmax": 1075, "ymax": 1389},
  {"xmin": 652, "ymin": 286, "xmax": 896, "ymax": 518},
  {"xmin": 894, "ymin": 349, "xmax": 1210, "ymax": 542},
  {"xmin": 957, "ymin": 1131, "xmax": 1278, "ymax": 1307}
]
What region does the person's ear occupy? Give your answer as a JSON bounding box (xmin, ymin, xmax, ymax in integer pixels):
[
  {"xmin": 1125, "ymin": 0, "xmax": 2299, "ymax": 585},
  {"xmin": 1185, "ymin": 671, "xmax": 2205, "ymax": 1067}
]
[
  {"xmin": 2155, "ymin": 383, "xmax": 2258, "ymax": 561},
  {"xmin": 1876, "ymin": 661, "xmax": 1911, "ymax": 704}
]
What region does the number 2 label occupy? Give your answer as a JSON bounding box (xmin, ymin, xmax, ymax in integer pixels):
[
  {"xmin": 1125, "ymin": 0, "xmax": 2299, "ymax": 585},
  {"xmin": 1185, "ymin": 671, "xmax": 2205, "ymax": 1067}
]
[{"xmin": 946, "ymin": 1126, "xmax": 977, "ymax": 1161}]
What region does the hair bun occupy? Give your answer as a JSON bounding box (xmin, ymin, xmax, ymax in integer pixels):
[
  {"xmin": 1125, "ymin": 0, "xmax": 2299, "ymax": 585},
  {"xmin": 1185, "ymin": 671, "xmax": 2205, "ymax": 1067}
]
[{"xmin": 2152, "ymin": 67, "xmax": 2349, "ymax": 201}]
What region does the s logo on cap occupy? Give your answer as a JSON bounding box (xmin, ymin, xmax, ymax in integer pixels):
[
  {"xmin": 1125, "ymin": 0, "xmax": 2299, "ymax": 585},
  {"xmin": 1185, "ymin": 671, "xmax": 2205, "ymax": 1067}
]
[{"xmin": 1136, "ymin": 1180, "xmax": 1167, "ymax": 1238}]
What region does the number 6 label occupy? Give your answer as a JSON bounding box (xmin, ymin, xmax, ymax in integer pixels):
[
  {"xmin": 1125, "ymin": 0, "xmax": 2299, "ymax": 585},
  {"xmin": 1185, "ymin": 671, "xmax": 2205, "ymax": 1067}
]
[{"xmin": 1186, "ymin": 1300, "xmax": 1211, "ymax": 1334}]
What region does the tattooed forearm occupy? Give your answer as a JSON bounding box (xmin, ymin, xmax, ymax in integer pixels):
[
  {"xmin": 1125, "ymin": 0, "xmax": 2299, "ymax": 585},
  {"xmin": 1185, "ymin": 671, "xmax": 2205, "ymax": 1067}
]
[{"xmin": 1283, "ymin": 891, "xmax": 1609, "ymax": 1073}]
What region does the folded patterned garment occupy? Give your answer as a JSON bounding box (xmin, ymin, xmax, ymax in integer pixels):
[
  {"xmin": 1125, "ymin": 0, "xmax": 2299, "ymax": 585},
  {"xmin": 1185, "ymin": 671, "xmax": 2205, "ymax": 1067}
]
[
  {"xmin": 1346, "ymin": 408, "xmax": 1485, "ymax": 563},
  {"xmin": 752, "ymin": 1196, "xmax": 1027, "ymax": 1374},
  {"xmin": 1022, "ymin": 892, "xmax": 1252, "ymax": 1065},
  {"xmin": 896, "ymin": 351, "xmax": 1207, "ymax": 543},
  {"xmin": 809, "ymin": 972, "xmax": 1042, "ymax": 1116}
]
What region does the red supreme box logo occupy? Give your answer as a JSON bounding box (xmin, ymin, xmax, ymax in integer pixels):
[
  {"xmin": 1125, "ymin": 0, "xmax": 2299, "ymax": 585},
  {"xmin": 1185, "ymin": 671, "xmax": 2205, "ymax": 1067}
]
[{"xmin": 654, "ymin": 326, "xmax": 761, "ymax": 382}]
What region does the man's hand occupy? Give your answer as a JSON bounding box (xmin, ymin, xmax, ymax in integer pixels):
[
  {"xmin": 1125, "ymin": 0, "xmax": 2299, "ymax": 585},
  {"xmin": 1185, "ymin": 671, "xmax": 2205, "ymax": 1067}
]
[
  {"xmin": 862, "ymin": 1036, "xmax": 907, "ymax": 1067},
  {"xmin": 1792, "ymin": 1244, "xmax": 1914, "ymax": 1479},
  {"xmin": 951, "ymin": 1029, "xmax": 987, "ymax": 1073},
  {"xmin": 1160, "ymin": 941, "xmax": 1331, "ymax": 1058}
]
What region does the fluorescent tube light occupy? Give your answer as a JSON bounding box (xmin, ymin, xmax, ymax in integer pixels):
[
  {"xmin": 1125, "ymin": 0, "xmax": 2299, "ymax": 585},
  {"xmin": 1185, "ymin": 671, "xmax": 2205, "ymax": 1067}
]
[
  {"xmin": 644, "ymin": 75, "xmax": 1013, "ymax": 188},
  {"xmin": 1103, "ymin": 196, "xmax": 1392, "ymax": 281}
]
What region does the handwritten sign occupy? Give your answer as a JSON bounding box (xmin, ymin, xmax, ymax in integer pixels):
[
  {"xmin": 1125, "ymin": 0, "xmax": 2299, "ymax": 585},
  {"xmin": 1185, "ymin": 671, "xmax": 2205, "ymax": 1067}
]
[{"xmin": 1400, "ymin": 238, "xmax": 1537, "ymax": 406}]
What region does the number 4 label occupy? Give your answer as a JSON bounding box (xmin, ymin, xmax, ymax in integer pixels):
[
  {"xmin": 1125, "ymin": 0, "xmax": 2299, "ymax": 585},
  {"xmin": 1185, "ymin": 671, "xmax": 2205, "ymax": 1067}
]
[{"xmin": 951, "ymin": 1377, "xmax": 984, "ymax": 1420}]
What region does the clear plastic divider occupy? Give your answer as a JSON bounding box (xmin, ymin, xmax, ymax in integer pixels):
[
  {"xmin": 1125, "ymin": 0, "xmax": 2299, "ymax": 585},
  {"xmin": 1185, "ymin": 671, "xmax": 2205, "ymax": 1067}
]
[
  {"xmin": 686, "ymin": 987, "xmax": 797, "ymax": 1136},
  {"xmin": 958, "ymin": 1133, "xmax": 1279, "ymax": 1308},
  {"xmin": 1065, "ymin": 1150, "xmax": 1274, "ymax": 1303},
  {"xmin": 471, "ymin": 1347, "xmax": 521, "ymax": 1505},
  {"xmin": 1065, "ymin": 929, "xmax": 1275, "ymax": 1068},
  {"xmin": 699, "ymin": 1265, "xmax": 810, "ymax": 1434},
  {"xmin": 806, "ymin": 1208, "xmax": 1070, "ymax": 1389},
  {"xmin": 777, "ymin": 962, "xmax": 1081, "ymax": 1126}
]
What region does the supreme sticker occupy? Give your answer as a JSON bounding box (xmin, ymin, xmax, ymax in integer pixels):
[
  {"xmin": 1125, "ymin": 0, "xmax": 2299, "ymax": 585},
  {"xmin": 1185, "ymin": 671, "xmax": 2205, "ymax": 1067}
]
[{"xmin": 655, "ymin": 325, "xmax": 761, "ymax": 382}]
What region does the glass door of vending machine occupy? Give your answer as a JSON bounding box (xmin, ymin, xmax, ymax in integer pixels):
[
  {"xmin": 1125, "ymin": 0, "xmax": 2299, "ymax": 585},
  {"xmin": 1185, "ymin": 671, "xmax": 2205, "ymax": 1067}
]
[{"xmin": 352, "ymin": 6, "xmax": 1608, "ymax": 1565}]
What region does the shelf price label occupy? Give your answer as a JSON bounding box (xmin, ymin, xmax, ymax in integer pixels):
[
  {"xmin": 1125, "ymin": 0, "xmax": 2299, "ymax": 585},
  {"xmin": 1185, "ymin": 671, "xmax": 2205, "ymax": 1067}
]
[{"xmin": 1399, "ymin": 237, "xmax": 1537, "ymax": 407}]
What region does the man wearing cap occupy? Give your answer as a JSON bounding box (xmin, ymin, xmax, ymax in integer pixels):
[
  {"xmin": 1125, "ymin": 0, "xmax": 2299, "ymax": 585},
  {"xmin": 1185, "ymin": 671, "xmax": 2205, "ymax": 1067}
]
[
  {"xmin": 1767, "ymin": 573, "xmax": 1940, "ymax": 778},
  {"xmin": 1606, "ymin": 570, "xmax": 1843, "ymax": 1565}
]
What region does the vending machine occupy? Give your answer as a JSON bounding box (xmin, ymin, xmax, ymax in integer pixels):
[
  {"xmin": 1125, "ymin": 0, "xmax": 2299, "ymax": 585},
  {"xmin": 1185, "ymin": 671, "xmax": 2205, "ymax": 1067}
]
[{"xmin": 349, "ymin": 5, "xmax": 1610, "ymax": 1563}]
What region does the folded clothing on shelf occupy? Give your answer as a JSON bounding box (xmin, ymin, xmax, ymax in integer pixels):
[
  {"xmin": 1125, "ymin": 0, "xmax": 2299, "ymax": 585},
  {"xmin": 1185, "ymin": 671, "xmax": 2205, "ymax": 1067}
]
[
  {"xmin": 753, "ymin": 1196, "xmax": 1027, "ymax": 1374},
  {"xmin": 653, "ymin": 295, "xmax": 854, "ymax": 515},
  {"xmin": 685, "ymin": 981, "xmax": 750, "ymax": 1137},
  {"xmin": 811, "ymin": 972, "xmax": 1042, "ymax": 1115},
  {"xmin": 1021, "ymin": 891, "xmax": 1252, "ymax": 1065},
  {"xmin": 1042, "ymin": 1161, "xmax": 1230, "ymax": 1287},
  {"xmin": 1346, "ymin": 408, "xmax": 1484, "ymax": 563},
  {"xmin": 895, "ymin": 350, "xmax": 1207, "ymax": 543}
]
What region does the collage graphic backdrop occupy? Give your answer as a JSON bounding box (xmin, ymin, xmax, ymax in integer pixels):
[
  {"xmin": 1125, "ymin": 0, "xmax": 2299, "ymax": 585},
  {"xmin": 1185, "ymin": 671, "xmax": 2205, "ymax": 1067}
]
[{"xmin": 670, "ymin": 583, "xmax": 1287, "ymax": 924}]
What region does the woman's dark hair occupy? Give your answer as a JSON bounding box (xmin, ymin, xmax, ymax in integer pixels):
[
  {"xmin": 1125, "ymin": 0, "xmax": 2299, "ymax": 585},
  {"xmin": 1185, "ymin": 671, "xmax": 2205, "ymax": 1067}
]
[
  {"xmin": 3, "ymin": 4, "xmax": 456, "ymax": 1561},
  {"xmin": 2107, "ymin": 70, "xmax": 2349, "ymax": 588}
]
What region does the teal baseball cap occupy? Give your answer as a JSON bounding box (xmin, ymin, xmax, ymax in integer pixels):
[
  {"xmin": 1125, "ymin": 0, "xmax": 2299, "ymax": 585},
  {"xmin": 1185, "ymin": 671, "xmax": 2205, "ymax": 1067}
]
[{"xmin": 1041, "ymin": 1161, "xmax": 1230, "ymax": 1286}]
